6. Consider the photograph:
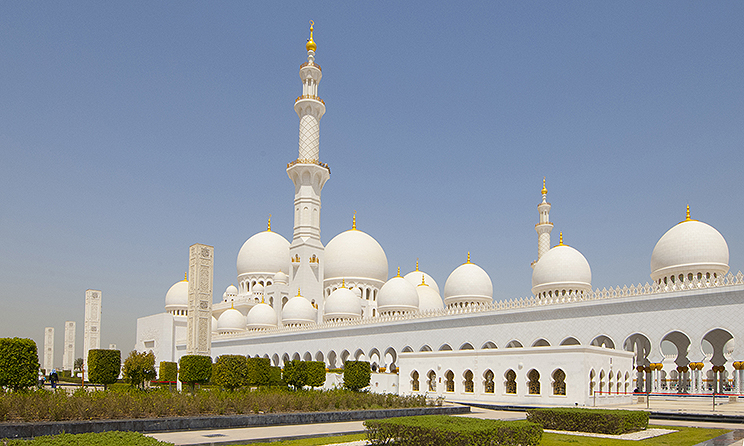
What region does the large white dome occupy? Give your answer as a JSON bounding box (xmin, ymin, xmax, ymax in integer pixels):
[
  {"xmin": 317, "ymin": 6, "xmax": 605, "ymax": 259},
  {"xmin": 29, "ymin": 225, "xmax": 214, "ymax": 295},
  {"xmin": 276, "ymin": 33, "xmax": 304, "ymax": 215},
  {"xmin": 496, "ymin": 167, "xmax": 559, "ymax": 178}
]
[
  {"xmin": 404, "ymin": 269, "xmax": 440, "ymax": 295},
  {"xmin": 378, "ymin": 276, "xmax": 419, "ymax": 314},
  {"xmin": 324, "ymin": 287, "xmax": 362, "ymax": 321},
  {"xmin": 282, "ymin": 293, "xmax": 316, "ymax": 326},
  {"xmin": 444, "ymin": 259, "xmax": 493, "ymax": 307},
  {"xmin": 531, "ymin": 244, "xmax": 592, "ymax": 298},
  {"xmin": 217, "ymin": 307, "xmax": 245, "ymax": 333},
  {"xmin": 416, "ymin": 281, "xmax": 443, "ymax": 312},
  {"xmin": 236, "ymin": 230, "xmax": 290, "ymax": 276},
  {"xmin": 324, "ymin": 229, "xmax": 388, "ymax": 283},
  {"xmin": 650, "ymin": 216, "xmax": 729, "ymax": 284},
  {"xmin": 165, "ymin": 279, "xmax": 188, "ymax": 313},
  {"xmin": 246, "ymin": 302, "xmax": 277, "ymax": 330}
]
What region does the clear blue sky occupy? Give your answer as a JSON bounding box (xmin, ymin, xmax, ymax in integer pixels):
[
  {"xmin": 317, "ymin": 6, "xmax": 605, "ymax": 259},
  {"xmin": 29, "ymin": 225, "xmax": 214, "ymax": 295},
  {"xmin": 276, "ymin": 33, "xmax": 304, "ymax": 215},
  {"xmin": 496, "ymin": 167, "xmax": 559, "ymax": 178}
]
[{"xmin": 1, "ymin": 2, "xmax": 742, "ymax": 365}]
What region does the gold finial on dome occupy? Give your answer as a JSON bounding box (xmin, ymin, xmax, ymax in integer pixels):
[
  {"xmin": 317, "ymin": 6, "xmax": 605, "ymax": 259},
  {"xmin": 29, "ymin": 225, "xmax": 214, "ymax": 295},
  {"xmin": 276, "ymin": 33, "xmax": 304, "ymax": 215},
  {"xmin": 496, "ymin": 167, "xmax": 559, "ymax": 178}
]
[
  {"xmin": 183, "ymin": 272, "xmax": 187, "ymax": 282},
  {"xmin": 352, "ymin": 211, "xmax": 357, "ymax": 230},
  {"xmin": 686, "ymin": 205, "xmax": 691, "ymax": 221},
  {"xmin": 267, "ymin": 214, "xmax": 272, "ymax": 232},
  {"xmin": 466, "ymin": 252, "xmax": 471, "ymax": 264},
  {"xmin": 415, "ymin": 259, "xmax": 419, "ymax": 271},
  {"xmin": 397, "ymin": 267, "xmax": 401, "ymax": 277},
  {"xmin": 341, "ymin": 278, "xmax": 346, "ymax": 288},
  {"xmin": 297, "ymin": 288, "xmax": 302, "ymax": 297},
  {"xmin": 421, "ymin": 274, "xmax": 426, "ymax": 286},
  {"xmin": 541, "ymin": 177, "xmax": 547, "ymax": 195},
  {"xmin": 306, "ymin": 20, "xmax": 316, "ymax": 52},
  {"xmin": 559, "ymin": 232, "xmax": 564, "ymax": 246}
]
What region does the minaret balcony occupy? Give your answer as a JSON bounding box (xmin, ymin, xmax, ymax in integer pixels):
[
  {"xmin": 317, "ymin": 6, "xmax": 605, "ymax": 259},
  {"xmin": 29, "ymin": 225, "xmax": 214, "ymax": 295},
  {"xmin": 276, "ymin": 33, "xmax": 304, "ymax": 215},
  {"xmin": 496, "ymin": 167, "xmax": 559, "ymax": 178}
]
[
  {"xmin": 295, "ymin": 95, "xmax": 325, "ymax": 105},
  {"xmin": 287, "ymin": 158, "xmax": 331, "ymax": 174},
  {"xmin": 300, "ymin": 61, "xmax": 322, "ymax": 71}
]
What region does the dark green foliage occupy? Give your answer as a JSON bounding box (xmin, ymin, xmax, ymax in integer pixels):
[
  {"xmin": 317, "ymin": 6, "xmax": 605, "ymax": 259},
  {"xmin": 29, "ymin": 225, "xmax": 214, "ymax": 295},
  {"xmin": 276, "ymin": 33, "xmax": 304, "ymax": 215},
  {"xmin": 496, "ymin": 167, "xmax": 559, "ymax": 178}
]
[
  {"xmin": 213, "ymin": 355, "xmax": 248, "ymax": 391},
  {"xmin": 0, "ymin": 338, "xmax": 40, "ymax": 391},
  {"xmin": 343, "ymin": 360, "xmax": 371, "ymax": 391},
  {"xmin": 73, "ymin": 358, "xmax": 84, "ymax": 373},
  {"xmin": 282, "ymin": 360, "xmax": 307, "ymax": 390},
  {"xmin": 365, "ymin": 415, "xmax": 542, "ymax": 446},
  {"xmin": 306, "ymin": 361, "xmax": 327, "ymax": 389},
  {"xmin": 122, "ymin": 351, "xmax": 156, "ymax": 389},
  {"xmin": 268, "ymin": 366, "xmax": 284, "ymax": 386},
  {"xmin": 4, "ymin": 430, "xmax": 173, "ymax": 445},
  {"xmin": 87, "ymin": 349, "xmax": 121, "ymax": 389},
  {"xmin": 179, "ymin": 355, "xmax": 212, "ymax": 393},
  {"xmin": 246, "ymin": 357, "xmax": 271, "ymax": 386},
  {"xmin": 158, "ymin": 362, "xmax": 178, "ymax": 382},
  {"xmin": 526, "ymin": 407, "xmax": 649, "ymax": 435}
]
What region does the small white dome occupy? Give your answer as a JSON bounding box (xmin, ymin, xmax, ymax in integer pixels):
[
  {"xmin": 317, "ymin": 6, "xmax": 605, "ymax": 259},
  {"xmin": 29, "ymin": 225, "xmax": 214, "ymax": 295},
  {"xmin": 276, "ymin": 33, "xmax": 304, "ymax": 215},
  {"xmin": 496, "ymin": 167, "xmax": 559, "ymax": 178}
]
[
  {"xmin": 444, "ymin": 260, "xmax": 493, "ymax": 307},
  {"xmin": 282, "ymin": 293, "xmax": 316, "ymax": 325},
  {"xmin": 416, "ymin": 282, "xmax": 443, "ymax": 312},
  {"xmin": 253, "ymin": 283, "xmax": 264, "ymax": 293},
  {"xmin": 273, "ymin": 271, "xmax": 289, "ymax": 285},
  {"xmin": 378, "ymin": 276, "xmax": 419, "ymax": 314},
  {"xmin": 165, "ymin": 279, "xmax": 188, "ymax": 313},
  {"xmin": 404, "ymin": 270, "xmax": 440, "ymax": 295},
  {"xmin": 324, "ymin": 229, "xmax": 388, "ymax": 283},
  {"xmin": 650, "ymin": 217, "xmax": 729, "ymax": 284},
  {"xmin": 246, "ymin": 302, "xmax": 277, "ymax": 330},
  {"xmin": 324, "ymin": 287, "xmax": 362, "ymax": 321},
  {"xmin": 531, "ymin": 244, "xmax": 592, "ymax": 297},
  {"xmin": 225, "ymin": 284, "xmax": 238, "ymax": 295},
  {"xmin": 217, "ymin": 307, "xmax": 245, "ymax": 333},
  {"xmin": 236, "ymin": 230, "xmax": 290, "ymax": 276}
]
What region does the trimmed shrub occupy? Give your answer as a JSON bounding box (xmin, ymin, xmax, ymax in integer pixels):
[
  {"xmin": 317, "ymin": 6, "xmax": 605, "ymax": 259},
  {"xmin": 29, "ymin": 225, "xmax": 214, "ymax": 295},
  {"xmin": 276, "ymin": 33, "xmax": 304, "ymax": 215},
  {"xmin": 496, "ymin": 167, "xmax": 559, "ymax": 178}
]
[
  {"xmin": 159, "ymin": 361, "xmax": 178, "ymax": 382},
  {"xmin": 179, "ymin": 355, "xmax": 212, "ymax": 394},
  {"xmin": 0, "ymin": 338, "xmax": 40, "ymax": 391},
  {"xmin": 268, "ymin": 366, "xmax": 284, "ymax": 386},
  {"xmin": 282, "ymin": 360, "xmax": 307, "ymax": 390},
  {"xmin": 246, "ymin": 357, "xmax": 271, "ymax": 386},
  {"xmin": 306, "ymin": 361, "xmax": 326, "ymax": 389},
  {"xmin": 343, "ymin": 360, "xmax": 371, "ymax": 391},
  {"xmin": 213, "ymin": 355, "xmax": 248, "ymax": 391},
  {"xmin": 88, "ymin": 349, "xmax": 121, "ymax": 390},
  {"xmin": 526, "ymin": 407, "xmax": 649, "ymax": 435},
  {"xmin": 122, "ymin": 350, "xmax": 156, "ymax": 389},
  {"xmin": 365, "ymin": 415, "xmax": 542, "ymax": 446},
  {"xmin": 4, "ymin": 431, "xmax": 173, "ymax": 445}
]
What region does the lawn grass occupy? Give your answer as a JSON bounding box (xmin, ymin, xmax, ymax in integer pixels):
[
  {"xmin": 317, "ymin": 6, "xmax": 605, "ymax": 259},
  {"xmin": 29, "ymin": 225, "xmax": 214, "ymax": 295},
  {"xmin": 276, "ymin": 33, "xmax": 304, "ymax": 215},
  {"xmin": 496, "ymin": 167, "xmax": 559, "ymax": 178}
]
[{"xmin": 235, "ymin": 424, "xmax": 728, "ymax": 445}]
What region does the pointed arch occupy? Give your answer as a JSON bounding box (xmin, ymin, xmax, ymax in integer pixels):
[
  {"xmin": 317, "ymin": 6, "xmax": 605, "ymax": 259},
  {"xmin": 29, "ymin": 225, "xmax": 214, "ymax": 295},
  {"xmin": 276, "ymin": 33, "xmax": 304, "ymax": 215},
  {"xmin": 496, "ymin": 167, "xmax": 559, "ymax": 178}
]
[
  {"xmin": 459, "ymin": 342, "xmax": 474, "ymax": 350},
  {"xmin": 438, "ymin": 343, "xmax": 453, "ymax": 351},
  {"xmin": 481, "ymin": 341, "xmax": 497, "ymax": 349},
  {"xmin": 505, "ymin": 340, "xmax": 523, "ymax": 348},
  {"xmin": 402, "ymin": 345, "xmax": 413, "ymax": 353},
  {"xmin": 560, "ymin": 337, "xmax": 580, "ymax": 346},
  {"xmin": 419, "ymin": 344, "xmax": 432, "ymax": 352},
  {"xmin": 532, "ymin": 338, "xmax": 550, "ymax": 347}
]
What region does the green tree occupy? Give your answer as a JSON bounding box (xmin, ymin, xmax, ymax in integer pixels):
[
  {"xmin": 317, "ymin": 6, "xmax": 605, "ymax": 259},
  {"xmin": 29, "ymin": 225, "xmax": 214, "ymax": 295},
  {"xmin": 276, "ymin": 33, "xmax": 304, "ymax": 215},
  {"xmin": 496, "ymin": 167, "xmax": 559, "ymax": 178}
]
[
  {"xmin": 246, "ymin": 357, "xmax": 271, "ymax": 387},
  {"xmin": 179, "ymin": 355, "xmax": 212, "ymax": 394},
  {"xmin": 306, "ymin": 361, "xmax": 327, "ymax": 389},
  {"xmin": 88, "ymin": 349, "xmax": 121, "ymax": 390},
  {"xmin": 0, "ymin": 338, "xmax": 40, "ymax": 391},
  {"xmin": 213, "ymin": 355, "xmax": 247, "ymax": 391},
  {"xmin": 122, "ymin": 350, "xmax": 156, "ymax": 389},
  {"xmin": 159, "ymin": 361, "xmax": 178, "ymax": 382},
  {"xmin": 343, "ymin": 360, "xmax": 371, "ymax": 391},
  {"xmin": 282, "ymin": 360, "xmax": 307, "ymax": 390},
  {"xmin": 269, "ymin": 366, "xmax": 284, "ymax": 387},
  {"xmin": 73, "ymin": 357, "xmax": 84, "ymax": 374}
]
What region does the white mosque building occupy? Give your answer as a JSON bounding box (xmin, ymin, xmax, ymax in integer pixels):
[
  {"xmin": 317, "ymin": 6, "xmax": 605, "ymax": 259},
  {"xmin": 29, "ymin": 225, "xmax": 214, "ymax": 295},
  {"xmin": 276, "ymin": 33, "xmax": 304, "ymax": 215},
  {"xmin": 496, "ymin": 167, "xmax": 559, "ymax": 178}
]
[{"xmin": 136, "ymin": 24, "xmax": 744, "ymax": 407}]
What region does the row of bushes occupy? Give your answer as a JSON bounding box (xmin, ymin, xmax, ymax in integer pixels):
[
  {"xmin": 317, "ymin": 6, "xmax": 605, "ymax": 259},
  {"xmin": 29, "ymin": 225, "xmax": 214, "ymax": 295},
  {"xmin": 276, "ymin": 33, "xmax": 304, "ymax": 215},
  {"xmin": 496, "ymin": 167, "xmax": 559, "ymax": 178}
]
[
  {"xmin": 0, "ymin": 387, "xmax": 428, "ymax": 422},
  {"xmin": 4, "ymin": 431, "xmax": 172, "ymax": 445},
  {"xmin": 525, "ymin": 407, "xmax": 649, "ymax": 435},
  {"xmin": 365, "ymin": 415, "xmax": 542, "ymax": 446}
]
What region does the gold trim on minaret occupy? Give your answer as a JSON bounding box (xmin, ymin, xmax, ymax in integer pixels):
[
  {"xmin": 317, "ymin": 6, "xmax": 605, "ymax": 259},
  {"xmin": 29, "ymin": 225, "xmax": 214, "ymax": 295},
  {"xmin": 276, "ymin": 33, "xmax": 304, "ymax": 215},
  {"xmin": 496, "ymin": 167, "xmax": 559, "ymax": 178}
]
[
  {"xmin": 541, "ymin": 177, "xmax": 547, "ymax": 195},
  {"xmin": 306, "ymin": 20, "xmax": 316, "ymax": 52}
]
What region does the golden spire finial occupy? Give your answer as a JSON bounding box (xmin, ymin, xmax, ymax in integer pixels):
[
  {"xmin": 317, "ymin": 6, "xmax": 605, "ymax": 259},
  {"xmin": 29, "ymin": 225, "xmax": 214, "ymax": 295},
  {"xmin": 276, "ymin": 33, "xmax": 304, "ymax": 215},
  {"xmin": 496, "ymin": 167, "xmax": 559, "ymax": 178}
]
[
  {"xmin": 466, "ymin": 252, "xmax": 471, "ymax": 264},
  {"xmin": 230, "ymin": 301, "xmax": 234, "ymax": 309},
  {"xmin": 559, "ymin": 232, "xmax": 564, "ymax": 246},
  {"xmin": 352, "ymin": 211, "xmax": 357, "ymax": 230},
  {"xmin": 183, "ymin": 272, "xmax": 187, "ymax": 282},
  {"xmin": 306, "ymin": 20, "xmax": 316, "ymax": 52},
  {"xmin": 421, "ymin": 274, "xmax": 426, "ymax": 286},
  {"xmin": 397, "ymin": 267, "xmax": 401, "ymax": 277},
  {"xmin": 267, "ymin": 214, "xmax": 272, "ymax": 232},
  {"xmin": 541, "ymin": 177, "xmax": 547, "ymax": 195},
  {"xmin": 341, "ymin": 278, "xmax": 346, "ymax": 288},
  {"xmin": 297, "ymin": 288, "xmax": 302, "ymax": 297},
  {"xmin": 415, "ymin": 259, "xmax": 419, "ymax": 271},
  {"xmin": 261, "ymin": 295, "xmax": 264, "ymax": 304},
  {"xmin": 686, "ymin": 205, "xmax": 691, "ymax": 221}
]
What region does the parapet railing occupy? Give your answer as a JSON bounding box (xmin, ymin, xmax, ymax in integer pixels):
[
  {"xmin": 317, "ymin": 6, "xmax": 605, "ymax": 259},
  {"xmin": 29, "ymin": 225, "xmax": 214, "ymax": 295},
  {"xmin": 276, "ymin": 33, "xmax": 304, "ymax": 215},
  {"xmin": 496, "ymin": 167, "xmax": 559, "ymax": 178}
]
[{"xmin": 214, "ymin": 271, "xmax": 744, "ymax": 340}]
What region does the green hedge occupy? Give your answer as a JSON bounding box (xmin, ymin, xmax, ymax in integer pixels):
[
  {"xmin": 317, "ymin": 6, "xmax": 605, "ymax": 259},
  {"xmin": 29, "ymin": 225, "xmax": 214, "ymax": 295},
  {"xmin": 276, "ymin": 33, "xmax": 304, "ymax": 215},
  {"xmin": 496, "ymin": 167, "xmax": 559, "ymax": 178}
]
[
  {"xmin": 4, "ymin": 431, "xmax": 173, "ymax": 445},
  {"xmin": 87, "ymin": 349, "xmax": 121, "ymax": 389},
  {"xmin": 246, "ymin": 357, "xmax": 271, "ymax": 386},
  {"xmin": 159, "ymin": 361, "xmax": 178, "ymax": 382},
  {"xmin": 365, "ymin": 415, "xmax": 542, "ymax": 446},
  {"xmin": 213, "ymin": 355, "xmax": 247, "ymax": 391},
  {"xmin": 282, "ymin": 360, "xmax": 307, "ymax": 390},
  {"xmin": 343, "ymin": 360, "xmax": 371, "ymax": 391},
  {"xmin": 0, "ymin": 338, "xmax": 40, "ymax": 391},
  {"xmin": 179, "ymin": 355, "xmax": 212, "ymax": 393},
  {"xmin": 268, "ymin": 366, "xmax": 284, "ymax": 386},
  {"xmin": 526, "ymin": 408, "xmax": 649, "ymax": 435},
  {"xmin": 306, "ymin": 361, "xmax": 326, "ymax": 389}
]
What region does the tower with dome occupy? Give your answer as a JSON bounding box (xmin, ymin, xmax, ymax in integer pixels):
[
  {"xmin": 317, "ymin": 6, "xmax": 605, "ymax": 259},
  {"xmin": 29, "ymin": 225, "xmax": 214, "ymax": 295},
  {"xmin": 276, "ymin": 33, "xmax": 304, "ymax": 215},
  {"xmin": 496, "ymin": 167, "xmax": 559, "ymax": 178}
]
[{"xmin": 135, "ymin": 23, "xmax": 744, "ymax": 406}]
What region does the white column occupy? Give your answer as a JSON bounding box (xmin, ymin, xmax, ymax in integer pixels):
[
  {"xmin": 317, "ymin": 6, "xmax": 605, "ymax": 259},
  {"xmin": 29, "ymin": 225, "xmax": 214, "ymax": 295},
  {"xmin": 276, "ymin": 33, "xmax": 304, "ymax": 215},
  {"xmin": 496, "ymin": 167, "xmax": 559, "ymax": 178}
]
[
  {"xmin": 62, "ymin": 321, "xmax": 76, "ymax": 371},
  {"xmin": 43, "ymin": 327, "xmax": 54, "ymax": 372},
  {"xmin": 83, "ymin": 289, "xmax": 102, "ymax": 368},
  {"xmin": 187, "ymin": 243, "xmax": 213, "ymax": 356}
]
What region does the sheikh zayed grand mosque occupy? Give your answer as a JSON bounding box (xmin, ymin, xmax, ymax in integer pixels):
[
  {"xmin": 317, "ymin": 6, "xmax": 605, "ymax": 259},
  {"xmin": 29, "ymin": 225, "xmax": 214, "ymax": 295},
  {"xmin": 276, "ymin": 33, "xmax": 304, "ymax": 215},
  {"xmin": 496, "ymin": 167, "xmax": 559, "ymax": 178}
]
[{"xmin": 136, "ymin": 24, "xmax": 744, "ymax": 406}]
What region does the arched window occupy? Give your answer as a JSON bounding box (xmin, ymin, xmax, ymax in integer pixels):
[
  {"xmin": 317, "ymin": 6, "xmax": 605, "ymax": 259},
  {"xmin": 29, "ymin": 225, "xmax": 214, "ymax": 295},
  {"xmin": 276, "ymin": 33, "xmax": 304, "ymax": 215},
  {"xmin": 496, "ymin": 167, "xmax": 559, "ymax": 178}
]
[
  {"xmin": 552, "ymin": 369, "xmax": 566, "ymax": 395},
  {"xmin": 616, "ymin": 371, "xmax": 622, "ymax": 394},
  {"xmin": 445, "ymin": 370, "xmax": 455, "ymax": 392},
  {"xmin": 505, "ymin": 370, "xmax": 517, "ymax": 394},
  {"xmin": 589, "ymin": 369, "xmax": 596, "ymax": 395},
  {"xmin": 483, "ymin": 370, "xmax": 495, "ymax": 393},
  {"xmin": 464, "ymin": 370, "xmax": 474, "ymax": 393},
  {"xmin": 427, "ymin": 370, "xmax": 436, "ymax": 391},
  {"xmin": 599, "ymin": 370, "xmax": 606, "ymax": 394},
  {"xmin": 528, "ymin": 369, "xmax": 540, "ymax": 395},
  {"xmin": 411, "ymin": 371, "xmax": 420, "ymax": 392}
]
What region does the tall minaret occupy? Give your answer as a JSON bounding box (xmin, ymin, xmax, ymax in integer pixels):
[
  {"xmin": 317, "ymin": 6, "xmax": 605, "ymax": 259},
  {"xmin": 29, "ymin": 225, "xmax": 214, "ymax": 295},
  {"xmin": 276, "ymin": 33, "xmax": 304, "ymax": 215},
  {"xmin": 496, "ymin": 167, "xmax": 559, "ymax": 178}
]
[
  {"xmin": 287, "ymin": 21, "xmax": 329, "ymax": 321},
  {"xmin": 532, "ymin": 178, "xmax": 553, "ymax": 268}
]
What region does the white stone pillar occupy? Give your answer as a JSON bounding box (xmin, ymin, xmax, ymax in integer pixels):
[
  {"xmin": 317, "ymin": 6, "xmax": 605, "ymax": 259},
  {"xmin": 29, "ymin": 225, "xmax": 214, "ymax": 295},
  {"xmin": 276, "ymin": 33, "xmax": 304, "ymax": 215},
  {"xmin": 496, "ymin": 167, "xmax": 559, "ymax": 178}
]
[
  {"xmin": 62, "ymin": 321, "xmax": 75, "ymax": 371},
  {"xmin": 43, "ymin": 327, "xmax": 54, "ymax": 372},
  {"xmin": 187, "ymin": 243, "xmax": 213, "ymax": 356},
  {"xmin": 83, "ymin": 289, "xmax": 102, "ymax": 368}
]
